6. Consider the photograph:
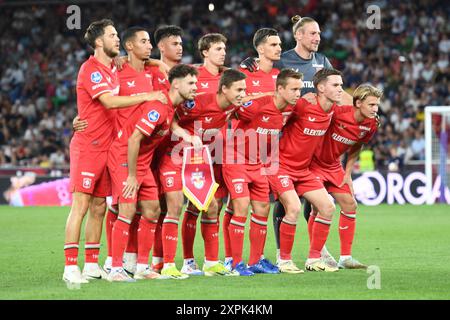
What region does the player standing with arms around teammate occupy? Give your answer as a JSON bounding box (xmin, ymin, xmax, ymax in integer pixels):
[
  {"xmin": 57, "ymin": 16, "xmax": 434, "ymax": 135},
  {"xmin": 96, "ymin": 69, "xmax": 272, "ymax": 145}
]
[
  {"xmin": 309, "ymin": 84, "xmax": 381, "ymax": 269},
  {"xmin": 267, "ymin": 68, "xmax": 345, "ymax": 273},
  {"xmin": 63, "ymin": 19, "xmax": 160, "ymax": 284}
]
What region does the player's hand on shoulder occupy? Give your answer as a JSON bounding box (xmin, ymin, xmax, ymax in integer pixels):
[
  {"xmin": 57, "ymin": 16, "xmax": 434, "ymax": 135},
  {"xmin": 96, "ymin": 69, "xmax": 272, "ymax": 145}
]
[
  {"xmin": 72, "ymin": 115, "xmax": 88, "ymax": 132},
  {"xmin": 114, "ymin": 56, "xmax": 127, "ymax": 71},
  {"xmin": 240, "ymin": 57, "xmax": 259, "ymax": 72},
  {"xmin": 148, "ymin": 90, "xmax": 168, "ymax": 104},
  {"xmin": 301, "ymin": 92, "xmax": 317, "ymax": 104}
]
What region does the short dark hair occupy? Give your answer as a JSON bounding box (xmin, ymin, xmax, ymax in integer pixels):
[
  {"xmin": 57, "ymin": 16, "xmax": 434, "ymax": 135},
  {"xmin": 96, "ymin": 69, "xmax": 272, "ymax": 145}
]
[
  {"xmin": 253, "ymin": 28, "xmax": 279, "ymax": 50},
  {"xmin": 276, "ymin": 68, "xmax": 303, "ymax": 88},
  {"xmin": 154, "ymin": 25, "xmax": 183, "ymax": 45},
  {"xmin": 218, "ymin": 69, "xmax": 246, "ymax": 93},
  {"xmin": 121, "ymin": 26, "xmax": 148, "ymax": 51},
  {"xmin": 168, "ymin": 64, "xmax": 198, "ymax": 84},
  {"xmin": 198, "ymin": 33, "xmax": 227, "ymax": 58},
  {"xmin": 84, "ymin": 19, "xmax": 115, "ymax": 49},
  {"xmin": 313, "ymin": 68, "xmax": 343, "ymax": 88}
]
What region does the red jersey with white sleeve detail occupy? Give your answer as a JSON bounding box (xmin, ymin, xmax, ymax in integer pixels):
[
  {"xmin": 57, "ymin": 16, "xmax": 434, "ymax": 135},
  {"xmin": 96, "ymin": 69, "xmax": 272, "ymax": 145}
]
[
  {"xmin": 196, "ymin": 66, "xmax": 221, "ymax": 94},
  {"xmin": 114, "ymin": 63, "xmax": 155, "ymax": 130},
  {"xmin": 278, "ymin": 98, "xmax": 336, "ymax": 171},
  {"xmin": 312, "ymin": 105, "xmax": 378, "ymax": 170},
  {"xmin": 73, "ymin": 55, "xmax": 120, "ymax": 150},
  {"xmin": 239, "ymin": 67, "xmax": 279, "ymax": 95},
  {"xmin": 231, "ymin": 96, "xmax": 293, "ymax": 166},
  {"xmin": 108, "ymin": 94, "xmax": 174, "ymax": 176}
]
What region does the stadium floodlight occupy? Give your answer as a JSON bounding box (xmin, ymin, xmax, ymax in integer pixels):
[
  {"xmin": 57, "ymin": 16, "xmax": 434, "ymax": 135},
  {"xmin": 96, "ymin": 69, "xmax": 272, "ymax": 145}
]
[{"xmin": 424, "ymin": 106, "xmax": 450, "ymax": 204}]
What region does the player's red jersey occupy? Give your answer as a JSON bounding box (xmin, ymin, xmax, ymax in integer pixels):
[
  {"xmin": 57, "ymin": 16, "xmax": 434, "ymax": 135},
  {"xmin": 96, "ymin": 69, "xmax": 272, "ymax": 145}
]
[
  {"xmin": 166, "ymin": 93, "xmax": 236, "ymax": 155},
  {"xmin": 114, "ymin": 62, "xmax": 155, "ymax": 131},
  {"xmin": 239, "ymin": 67, "xmax": 279, "ymax": 95},
  {"xmin": 278, "ymin": 98, "xmax": 336, "ymax": 172},
  {"xmin": 196, "ymin": 66, "xmax": 221, "ymax": 94},
  {"xmin": 312, "ymin": 106, "xmax": 378, "ymax": 170},
  {"xmin": 108, "ymin": 94, "xmax": 174, "ymax": 176},
  {"xmin": 73, "ymin": 55, "xmax": 120, "ymax": 150},
  {"xmin": 229, "ymin": 96, "xmax": 293, "ymax": 166},
  {"xmin": 148, "ymin": 65, "xmax": 170, "ymax": 91}
]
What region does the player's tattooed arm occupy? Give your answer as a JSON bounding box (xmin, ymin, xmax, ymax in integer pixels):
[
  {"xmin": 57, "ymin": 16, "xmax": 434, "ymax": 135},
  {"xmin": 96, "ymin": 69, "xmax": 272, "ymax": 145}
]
[
  {"xmin": 72, "ymin": 115, "xmax": 88, "ymax": 132},
  {"xmin": 339, "ymin": 142, "xmax": 363, "ymax": 195},
  {"xmin": 170, "ymin": 116, "xmax": 203, "ymax": 151},
  {"xmin": 301, "ymin": 92, "xmax": 317, "ymax": 104},
  {"xmin": 123, "ymin": 129, "xmax": 145, "ymax": 199},
  {"xmin": 338, "ymin": 90, "xmax": 353, "ymax": 106},
  {"xmin": 145, "ymin": 59, "xmax": 170, "ymax": 78}
]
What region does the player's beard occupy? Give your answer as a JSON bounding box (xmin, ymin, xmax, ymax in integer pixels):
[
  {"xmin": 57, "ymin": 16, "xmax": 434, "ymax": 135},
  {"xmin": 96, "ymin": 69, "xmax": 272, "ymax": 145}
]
[{"xmin": 104, "ymin": 46, "xmax": 119, "ymax": 58}]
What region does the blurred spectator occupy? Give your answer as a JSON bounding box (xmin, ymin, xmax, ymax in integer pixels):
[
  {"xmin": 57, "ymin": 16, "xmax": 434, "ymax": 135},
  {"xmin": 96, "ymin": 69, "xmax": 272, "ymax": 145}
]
[{"xmin": 410, "ymin": 131, "xmax": 426, "ymax": 160}]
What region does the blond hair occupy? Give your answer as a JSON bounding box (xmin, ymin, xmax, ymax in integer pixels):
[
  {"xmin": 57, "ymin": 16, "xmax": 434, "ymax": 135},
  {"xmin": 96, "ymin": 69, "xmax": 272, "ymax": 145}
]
[
  {"xmin": 352, "ymin": 84, "xmax": 383, "ymax": 106},
  {"xmin": 291, "ymin": 15, "xmax": 317, "ymax": 34}
]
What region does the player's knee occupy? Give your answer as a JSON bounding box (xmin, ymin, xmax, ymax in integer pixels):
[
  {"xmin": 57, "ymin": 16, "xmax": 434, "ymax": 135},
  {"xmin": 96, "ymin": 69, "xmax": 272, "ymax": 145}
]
[
  {"xmin": 285, "ymin": 203, "xmax": 301, "ymax": 219},
  {"xmin": 320, "ymin": 203, "xmax": 336, "ymax": 219}
]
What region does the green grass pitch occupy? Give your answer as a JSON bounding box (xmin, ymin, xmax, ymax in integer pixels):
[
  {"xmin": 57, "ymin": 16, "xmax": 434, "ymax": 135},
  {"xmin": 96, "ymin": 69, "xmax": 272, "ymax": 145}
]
[{"xmin": 0, "ymin": 204, "xmax": 449, "ymax": 300}]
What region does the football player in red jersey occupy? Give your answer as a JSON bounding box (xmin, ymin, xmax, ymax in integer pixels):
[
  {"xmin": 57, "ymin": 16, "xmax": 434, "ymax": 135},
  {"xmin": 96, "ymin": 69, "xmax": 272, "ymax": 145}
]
[
  {"xmin": 63, "ymin": 20, "xmax": 159, "ymax": 285},
  {"xmin": 240, "ymin": 28, "xmax": 281, "ymax": 96},
  {"xmin": 103, "ymin": 26, "xmax": 168, "ymax": 276},
  {"xmin": 195, "ymin": 33, "xmax": 227, "ymax": 94},
  {"xmin": 309, "ymin": 84, "xmax": 381, "ymax": 269},
  {"xmin": 179, "ymin": 33, "xmax": 228, "ymax": 275},
  {"xmin": 157, "ymin": 69, "xmax": 247, "ymax": 278},
  {"xmin": 267, "ymin": 68, "xmax": 344, "ymax": 273},
  {"xmin": 222, "ymin": 69, "xmax": 303, "ymax": 275},
  {"xmin": 106, "ymin": 64, "xmax": 198, "ymax": 282}
]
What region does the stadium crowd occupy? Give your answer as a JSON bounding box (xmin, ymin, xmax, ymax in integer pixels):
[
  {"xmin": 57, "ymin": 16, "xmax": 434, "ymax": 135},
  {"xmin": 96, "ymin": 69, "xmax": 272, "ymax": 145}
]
[{"xmin": 0, "ymin": 0, "xmax": 448, "ymax": 171}]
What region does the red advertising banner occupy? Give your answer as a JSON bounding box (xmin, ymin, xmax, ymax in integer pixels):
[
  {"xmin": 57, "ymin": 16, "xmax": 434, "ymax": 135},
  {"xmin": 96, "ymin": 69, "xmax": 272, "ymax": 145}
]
[{"xmin": 182, "ymin": 146, "xmax": 218, "ymax": 211}]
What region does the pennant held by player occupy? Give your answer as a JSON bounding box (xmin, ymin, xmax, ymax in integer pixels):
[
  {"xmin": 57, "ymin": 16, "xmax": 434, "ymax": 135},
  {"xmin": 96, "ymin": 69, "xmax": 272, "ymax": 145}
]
[{"xmin": 182, "ymin": 146, "xmax": 219, "ymax": 211}]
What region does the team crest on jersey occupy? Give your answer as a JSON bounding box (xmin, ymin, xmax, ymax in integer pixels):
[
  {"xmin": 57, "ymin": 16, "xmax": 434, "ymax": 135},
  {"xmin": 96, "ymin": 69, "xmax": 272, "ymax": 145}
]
[
  {"xmin": 82, "ymin": 178, "xmax": 92, "ymax": 189},
  {"xmin": 191, "ymin": 171, "xmax": 205, "ymax": 189},
  {"xmin": 359, "ymin": 131, "xmax": 367, "ymax": 138},
  {"xmin": 234, "ymin": 183, "xmax": 243, "ymax": 194},
  {"xmin": 242, "ymin": 101, "xmax": 253, "ymax": 108},
  {"xmin": 280, "ymin": 177, "xmax": 290, "ymax": 188},
  {"xmin": 148, "ymin": 110, "xmax": 160, "ymax": 122},
  {"xmin": 166, "ymin": 177, "xmax": 174, "ymax": 188},
  {"xmin": 184, "ymin": 100, "xmax": 196, "ymax": 110},
  {"xmin": 90, "ymin": 71, "xmax": 102, "ymax": 83}
]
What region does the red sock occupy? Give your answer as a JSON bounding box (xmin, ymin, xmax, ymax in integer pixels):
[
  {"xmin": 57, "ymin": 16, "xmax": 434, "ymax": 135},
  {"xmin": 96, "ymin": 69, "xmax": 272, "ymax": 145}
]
[
  {"xmin": 222, "ymin": 205, "xmax": 233, "ymax": 258},
  {"xmin": 249, "ymin": 214, "xmax": 268, "ymax": 265},
  {"xmin": 137, "ymin": 217, "xmax": 158, "ymax": 265},
  {"xmin": 64, "ymin": 243, "xmax": 79, "ymax": 266},
  {"xmin": 201, "ymin": 216, "xmax": 219, "ymax": 261},
  {"xmin": 228, "ymin": 215, "xmax": 247, "ymax": 267},
  {"xmin": 152, "ymin": 213, "xmax": 165, "ymax": 260},
  {"xmin": 307, "ymin": 213, "xmax": 316, "ymax": 243},
  {"xmin": 106, "ymin": 208, "xmax": 118, "ymax": 257},
  {"xmin": 125, "ymin": 213, "xmax": 140, "ymax": 254},
  {"xmin": 111, "ymin": 216, "xmax": 132, "ymax": 268},
  {"xmin": 85, "ymin": 242, "xmax": 100, "ymax": 264},
  {"xmin": 309, "ymin": 216, "xmax": 332, "ymax": 259},
  {"xmin": 181, "ymin": 209, "xmax": 199, "ymax": 259},
  {"xmin": 162, "ymin": 216, "xmax": 179, "ymax": 264},
  {"xmin": 339, "ymin": 211, "xmax": 356, "ymax": 256},
  {"xmin": 279, "ymin": 218, "xmax": 297, "ymax": 260}
]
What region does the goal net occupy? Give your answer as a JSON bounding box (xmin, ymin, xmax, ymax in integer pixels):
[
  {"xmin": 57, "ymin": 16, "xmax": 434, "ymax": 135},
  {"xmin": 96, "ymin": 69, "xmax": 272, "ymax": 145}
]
[{"xmin": 425, "ymin": 106, "xmax": 450, "ymax": 204}]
